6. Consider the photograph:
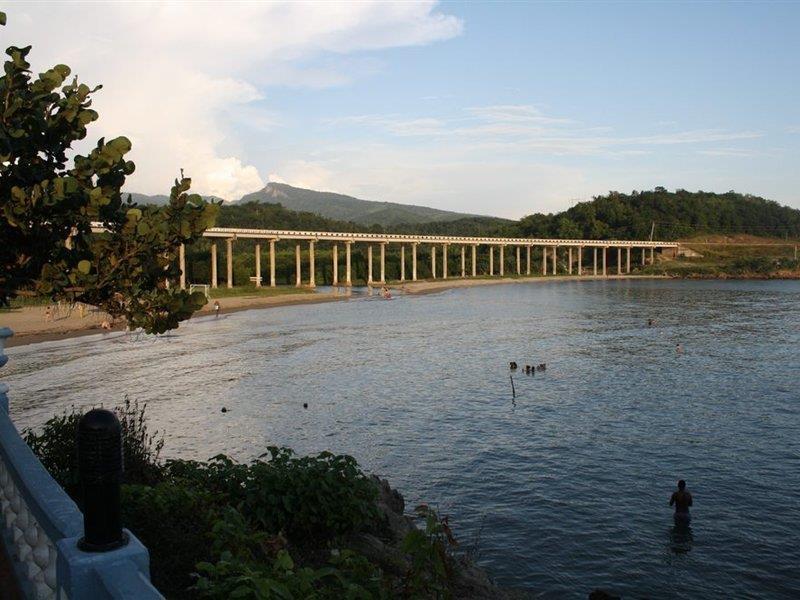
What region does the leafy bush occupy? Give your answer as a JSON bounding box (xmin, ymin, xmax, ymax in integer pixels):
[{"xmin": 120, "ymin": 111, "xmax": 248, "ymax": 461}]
[
  {"xmin": 26, "ymin": 403, "xmax": 473, "ymax": 599},
  {"xmin": 122, "ymin": 483, "xmax": 218, "ymax": 598},
  {"xmin": 23, "ymin": 397, "xmax": 164, "ymax": 500},
  {"xmin": 166, "ymin": 448, "xmax": 380, "ymax": 543},
  {"xmin": 193, "ymin": 507, "xmax": 387, "ymax": 599}
]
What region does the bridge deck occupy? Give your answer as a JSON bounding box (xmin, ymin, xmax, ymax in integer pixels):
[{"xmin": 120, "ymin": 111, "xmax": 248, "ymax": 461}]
[{"xmin": 202, "ymin": 227, "xmax": 677, "ymax": 248}]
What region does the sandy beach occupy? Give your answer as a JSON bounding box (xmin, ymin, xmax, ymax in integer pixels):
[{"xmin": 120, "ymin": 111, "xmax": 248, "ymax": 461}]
[{"xmin": 1, "ymin": 275, "xmax": 667, "ymax": 347}]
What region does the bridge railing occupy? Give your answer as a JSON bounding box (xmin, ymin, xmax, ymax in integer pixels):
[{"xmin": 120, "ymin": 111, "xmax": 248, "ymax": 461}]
[
  {"xmin": 0, "ymin": 327, "xmax": 162, "ymax": 599},
  {"xmin": 202, "ymin": 226, "xmax": 678, "ymax": 247}
]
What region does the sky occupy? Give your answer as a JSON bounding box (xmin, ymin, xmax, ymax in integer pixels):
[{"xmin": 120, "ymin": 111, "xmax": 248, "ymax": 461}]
[{"xmin": 5, "ymin": 1, "xmax": 800, "ymax": 218}]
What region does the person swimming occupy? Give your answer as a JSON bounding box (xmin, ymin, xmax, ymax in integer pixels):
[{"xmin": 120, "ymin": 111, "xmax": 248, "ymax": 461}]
[
  {"xmin": 669, "ymin": 479, "xmax": 693, "ymax": 522},
  {"xmin": 676, "ymin": 343, "xmax": 683, "ymax": 354},
  {"xmin": 509, "ymin": 361, "xmax": 518, "ymax": 370}
]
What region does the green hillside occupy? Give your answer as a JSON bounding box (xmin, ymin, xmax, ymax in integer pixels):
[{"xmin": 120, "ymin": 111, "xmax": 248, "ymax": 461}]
[
  {"xmin": 237, "ymin": 182, "xmax": 485, "ymax": 226},
  {"xmin": 519, "ymin": 188, "xmax": 800, "ymax": 241}
]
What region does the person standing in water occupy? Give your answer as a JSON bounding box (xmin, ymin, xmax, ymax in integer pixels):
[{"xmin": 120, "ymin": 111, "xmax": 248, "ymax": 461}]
[
  {"xmin": 213, "ymin": 300, "xmax": 221, "ymax": 318},
  {"xmin": 670, "ymin": 480, "xmax": 693, "ymax": 522}
]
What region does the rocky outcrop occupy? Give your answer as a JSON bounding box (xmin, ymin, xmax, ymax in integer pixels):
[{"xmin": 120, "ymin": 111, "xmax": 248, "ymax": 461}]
[{"xmin": 347, "ymin": 475, "xmax": 532, "ymax": 599}]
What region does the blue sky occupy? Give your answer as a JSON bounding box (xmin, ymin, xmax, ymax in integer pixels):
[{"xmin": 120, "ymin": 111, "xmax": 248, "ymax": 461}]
[{"xmin": 9, "ymin": 2, "xmax": 800, "ymax": 217}]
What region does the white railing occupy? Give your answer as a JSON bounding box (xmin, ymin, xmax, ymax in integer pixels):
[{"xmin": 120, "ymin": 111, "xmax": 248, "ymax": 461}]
[
  {"xmin": 202, "ymin": 226, "xmax": 678, "ymax": 248},
  {"xmin": 0, "ymin": 327, "xmax": 162, "ymax": 599}
]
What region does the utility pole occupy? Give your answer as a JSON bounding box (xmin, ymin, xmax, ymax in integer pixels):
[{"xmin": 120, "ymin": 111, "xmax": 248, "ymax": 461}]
[{"xmin": 649, "ymin": 221, "xmax": 655, "ymax": 241}]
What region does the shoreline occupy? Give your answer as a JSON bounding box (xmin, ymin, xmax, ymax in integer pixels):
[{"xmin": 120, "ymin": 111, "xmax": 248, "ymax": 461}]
[{"xmin": 0, "ymin": 273, "xmax": 781, "ymax": 348}]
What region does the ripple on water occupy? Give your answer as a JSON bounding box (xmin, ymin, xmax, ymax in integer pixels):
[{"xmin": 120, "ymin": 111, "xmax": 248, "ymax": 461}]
[{"xmin": 5, "ymin": 279, "xmax": 800, "ymax": 598}]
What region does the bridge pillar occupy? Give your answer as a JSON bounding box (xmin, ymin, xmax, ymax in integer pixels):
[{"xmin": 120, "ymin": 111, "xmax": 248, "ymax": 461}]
[
  {"xmin": 442, "ymin": 244, "xmax": 448, "ymax": 279},
  {"xmin": 593, "ymin": 247, "xmax": 598, "ymax": 276},
  {"xmin": 345, "ymin": 241, "xmax": 352, "ymax": 286},
  {"xmin": 642, "ymin": 247, "xmax": 646, "ymax": 266},
  {"xmin": 650, "ymin": 247, "xmax": 655, "ymax": 265},
  {"xmin": 461, "ymin": 246, "xmax": 466, "ymax": 278},
  {"xmin": 295, "ymin": 244, "xmax": 301, "ymax": 287},
  {"xmin": 308, "ymin": 241, "xmax": 315, "ymax": 288},
  {"xmin": 499, "ymin": 245, "xmax": 505, "ymax": 277},
  {"xmin": 269, "ymin": 240, "xmax": 276, "ymax": 287},
  {"xmin": 489, "ymin": 246, "xmax": 494, "ymax": 276},
  {"xmin": 412, "ymin": 243, "xmax": 418, "ymax": 281},
  {"xmin": 211, "ymin": 242, "xmax": 218, "ymax": 288},
  {"xmin": 568, "ymin": 247, "xmax": 573, "ymax": 275},
  {"xmin": 578, "ymin": 246, "xmax": 583, "ymax": 276},
  {"xmin": 332, "ymin": 244, "xmax": 338, "ymax": 286},
  {"xmin": 515, "ymin": 246, "xmax": 520, "ymax": 276},
  {"xmin": 226, "ymin": 238, "xmax": 234, "ymax": 289},
  {"xmin": 626, "ymin": 246, "xmax": 631, "ymax": 274},
  {"xmin": 179, "ymin": 243, "xmax": 186, "ymax": 289},
  {"xmin": 602, "ymin": 246, "xmax": 607, "ymax": 276},
  {"xmin": 542, "ymin": 246, "xmax": 547, "ymax": 275},
  {"xmin": 380, "ymin": 243, "xmax": 386, "ymax": 283},
  {"xmin": 552, "ymin": 246, "xmax": 557, "ymax": 275},
  {"xmin": 400, "ymin": 245, "xmax": 406, "ymax": 282},
  {"xmin": 431, "ymin": 245, "xmax": 437, "ymax": 279},
  {"xmin": 471, "ymin": 244, "xmax": 477, "ymax": 277},
  {"xmin": 526, "ymin": 245, "xmax": 531, "ymax": 275},
  {"xmin": 617, "ymin": 247, "xmax": 622, "ymax": 275},
  {"xmin": 255, "ymin": 243, "xmax": 261, "ymax": 287},
  {"xmin": 367, "ymin": 245, "xmax": 373, "ymax": 284}
]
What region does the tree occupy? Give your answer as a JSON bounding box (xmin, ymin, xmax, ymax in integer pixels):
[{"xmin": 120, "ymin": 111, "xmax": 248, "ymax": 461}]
[{"xmin": 0, "ymin": 13, "xmax": 219, "ymax": 333}]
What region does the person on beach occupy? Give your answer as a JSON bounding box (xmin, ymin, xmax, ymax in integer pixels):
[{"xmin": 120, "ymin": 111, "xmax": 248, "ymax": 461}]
[
  {"xmin": 213, "ymin": 300, "xmax": 221, "ymax": 318},
  {"xmin": 670, "ymin": 480, "xmax": 693, "ymax": 522},
  {"xmin": 44, "ymin": 305, "xmax": 52, "ymax": 322}
]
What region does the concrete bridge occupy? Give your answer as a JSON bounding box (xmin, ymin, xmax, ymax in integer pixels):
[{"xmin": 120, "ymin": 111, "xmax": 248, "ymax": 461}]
[{"xmin": 184, "ymin": 227, "xmax": 679, "ymax": 289}]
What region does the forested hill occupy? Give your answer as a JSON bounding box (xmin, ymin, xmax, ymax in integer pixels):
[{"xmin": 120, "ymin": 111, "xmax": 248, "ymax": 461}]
[
  {"xmin": 135, "ymin": 187, "xmax": 800, "ymax": 241},
  {"xmin": 518, "ymin": 189, "xmax": 800, "ymax": 240},
  {"xmin": 237, "ymin": 182, "xmax": 482, "ymax": 226},
  {"xmin": 215, "ymin": 201, "xmax": 514, "ymax": 237}
]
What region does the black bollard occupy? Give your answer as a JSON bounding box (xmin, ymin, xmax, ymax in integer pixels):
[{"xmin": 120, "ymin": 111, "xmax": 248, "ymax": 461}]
[{"xmin": 77, "ymin": 409, "xmax": 128, "ymax": 552}]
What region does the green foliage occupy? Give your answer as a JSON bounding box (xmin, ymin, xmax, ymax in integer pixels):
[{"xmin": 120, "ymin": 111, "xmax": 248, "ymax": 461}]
[
  {"xmin": 0, "ymin": 28, "xmax": 218, "ymax": 333},
  {"xmin": 23, "ymin": 397, "xmax": 164, "ymax": 499},
  {"xmin": 122, "ymin": 483, "xmax": 218, "ymax": 598},
  {"xmin": 518, "ymin": 188, "xmax": 800, "ymax": 241},
  {"xmin": 401, "ymin": 505, "xmax": 458, "ymax": 599},
  {"xmin": 27, "ymin": 398, "xmax": 476, "ymax": 598},
  {"xmin": 193, "ymin": 508, "xmax": 386, "ymax": 599},
  {"xmin": 165, "ymin": 448, "xmax": 380, "ymax": 542}
]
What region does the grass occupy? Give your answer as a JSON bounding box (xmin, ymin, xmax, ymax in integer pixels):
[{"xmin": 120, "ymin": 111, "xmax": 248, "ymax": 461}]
[
  {"xmin": 205, "ymin": 285, "xmax": 314, "ymax": 299},
  {"xmin": 641, "ymin": 237, "xmax": 800, "ymax": 278}
]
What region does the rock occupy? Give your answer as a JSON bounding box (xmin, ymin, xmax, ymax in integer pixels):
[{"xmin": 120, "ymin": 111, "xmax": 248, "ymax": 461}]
[
  {"xmin": 346, "ymin": 532, "xmax": 409, "ymax": 577},
  {"xmin": 364, "ymin": 475, "xmax": 535, "ymax": 599}
]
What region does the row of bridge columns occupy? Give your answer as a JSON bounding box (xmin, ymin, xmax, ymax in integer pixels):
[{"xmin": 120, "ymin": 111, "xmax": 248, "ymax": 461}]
[{"xmin": 180, "ymin": 241, "xmax": 658, "ymax": 289}]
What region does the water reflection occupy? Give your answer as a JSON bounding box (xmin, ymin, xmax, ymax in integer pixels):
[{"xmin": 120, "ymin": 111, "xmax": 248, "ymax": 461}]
[{"xmin": 668, "ymin": 520, "xmax": 694, "ymax": 555}]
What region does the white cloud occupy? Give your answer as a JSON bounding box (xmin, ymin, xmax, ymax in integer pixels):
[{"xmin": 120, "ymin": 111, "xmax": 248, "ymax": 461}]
[
  {"xmin": 327, "ymin": 106, "xmax": 763, "ymax": 157},
  {"xmin": 5, "ymin": 1, "xmax": 462, "ymax": 200}
]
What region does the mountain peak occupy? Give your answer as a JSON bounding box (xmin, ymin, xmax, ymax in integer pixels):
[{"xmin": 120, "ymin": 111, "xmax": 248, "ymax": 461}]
[{"xmin": 238, "ymin": 182, "xmax": 480, "ymax": 227}]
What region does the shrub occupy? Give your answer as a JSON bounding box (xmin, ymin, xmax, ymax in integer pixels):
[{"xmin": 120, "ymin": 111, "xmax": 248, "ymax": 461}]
[
  {"xmin": 166, "ymin": 448, "xmax": 380, "ymax": 543},
  {"xmin": 121, "ymin": 483, "xmax": 218, "ymax": 598},
  {"xmin": 23, "ymin": 396, "xmax": 164, "ymax": 500}
]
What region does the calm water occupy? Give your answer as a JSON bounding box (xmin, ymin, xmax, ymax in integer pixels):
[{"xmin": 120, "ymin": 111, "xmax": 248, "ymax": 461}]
[{"xmin": 4, "ymin": 280, "xmax": 800, "ymax": 598}]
